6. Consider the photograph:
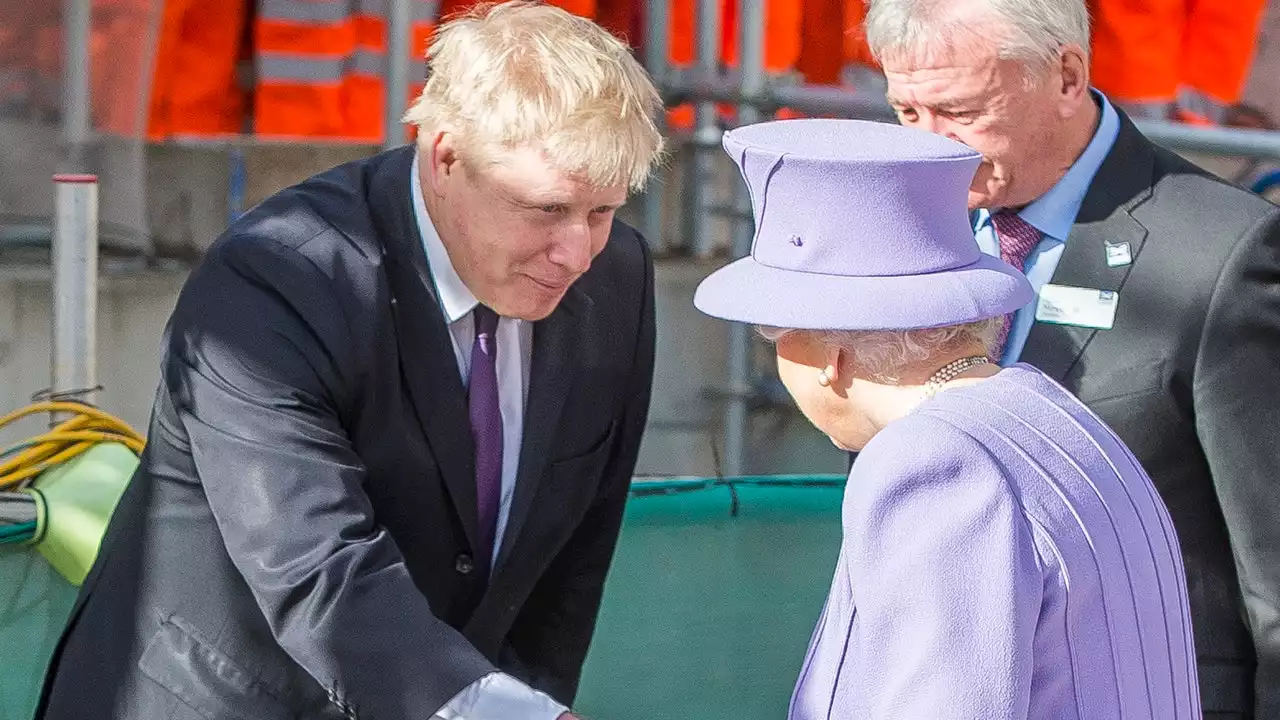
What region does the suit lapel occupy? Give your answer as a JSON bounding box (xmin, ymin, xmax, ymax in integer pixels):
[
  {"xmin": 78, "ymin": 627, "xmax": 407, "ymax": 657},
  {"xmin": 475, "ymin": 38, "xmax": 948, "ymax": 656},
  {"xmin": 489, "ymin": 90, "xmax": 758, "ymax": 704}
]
[
  {"xmin": 1020, "ymin": 115, "xmax": 1154, "ymax": 381},
  {"xmin": 368, "ymin": 146, "xmax": 482, "ymax": 554},
  {"xmin": 494, "ymin": 286, "xmax": 593, "ymax": 572}
]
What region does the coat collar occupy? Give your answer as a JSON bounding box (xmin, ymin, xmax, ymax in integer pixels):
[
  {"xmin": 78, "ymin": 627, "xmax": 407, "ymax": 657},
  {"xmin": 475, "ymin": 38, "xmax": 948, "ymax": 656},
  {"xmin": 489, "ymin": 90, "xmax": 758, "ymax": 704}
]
[{"xmin": 368, "ymin": 146, "xmax": 483, "ymax": 554}]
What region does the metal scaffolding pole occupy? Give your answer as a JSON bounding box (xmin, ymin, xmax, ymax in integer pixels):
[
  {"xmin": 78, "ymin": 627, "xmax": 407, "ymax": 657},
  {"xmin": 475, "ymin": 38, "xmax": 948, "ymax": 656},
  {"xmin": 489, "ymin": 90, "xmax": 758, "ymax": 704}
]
[
  {"xmin": 641, "ymin": 0, "xmax": 670, "ymax": 249},
  {"xmin": 666, "ymin": 76, "xmax": 1280, "ymax": 161},
  {"xmin": 51, "ymin": 175, "xmax": 100, "ymax": 414},
  {"xmin": 385, "ymin": 0, "xmax": 413, "ymax": 150},
  {"xmin": 720, "ymin": 0, "xmax": 768, "ymax": 477},
  {"xmin": 689, "ymin": 0, "xmax": 722, "ymax": 257},
  {"xmin": 62, "ymin": 0, "xmax": 92, "ymax": 168},
  {"xmin": 664, "ymin": 75, "xmax": 898, "ymax": 121},
  {"xmin": 1135, "ymin": 119, "xmax": 1280, "ymax": 160}
]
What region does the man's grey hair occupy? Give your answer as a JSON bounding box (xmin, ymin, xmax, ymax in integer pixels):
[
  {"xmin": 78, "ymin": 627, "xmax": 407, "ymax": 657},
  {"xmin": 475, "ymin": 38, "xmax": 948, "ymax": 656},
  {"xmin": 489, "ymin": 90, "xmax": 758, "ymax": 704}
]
[
  {"xmin": 757, "ymin": 319, "xmax": 1002, "ymax": 384},
  {"xmin": 864, "ymin": 0, "xmax": 1090, "ymax": 74}
]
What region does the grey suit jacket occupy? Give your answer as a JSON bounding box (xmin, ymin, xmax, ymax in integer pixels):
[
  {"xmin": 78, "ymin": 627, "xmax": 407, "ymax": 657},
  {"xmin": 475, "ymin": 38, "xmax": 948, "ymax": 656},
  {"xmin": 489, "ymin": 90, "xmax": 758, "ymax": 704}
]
[
  {"xmin": 34, "ymin": 146, "xmax": 657, "ymax": 719},
  {"xmin": 1020, "ymin": 112, "xmax": 1280, "ymax": 718}
]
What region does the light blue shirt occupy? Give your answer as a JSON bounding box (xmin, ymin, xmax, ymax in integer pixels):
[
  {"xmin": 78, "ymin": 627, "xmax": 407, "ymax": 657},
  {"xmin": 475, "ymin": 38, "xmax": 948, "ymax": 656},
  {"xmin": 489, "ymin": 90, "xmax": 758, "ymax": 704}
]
[{"xmin": 973, "ymin": 90, "xmax": 1120, "ymax": 365}]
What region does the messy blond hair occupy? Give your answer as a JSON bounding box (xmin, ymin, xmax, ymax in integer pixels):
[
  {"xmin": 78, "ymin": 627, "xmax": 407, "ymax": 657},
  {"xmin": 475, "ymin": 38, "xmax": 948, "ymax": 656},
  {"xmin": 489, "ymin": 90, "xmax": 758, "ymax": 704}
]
[{"xmin": 401, "ymin": 0, "xmax": 666, "ymax": 192}]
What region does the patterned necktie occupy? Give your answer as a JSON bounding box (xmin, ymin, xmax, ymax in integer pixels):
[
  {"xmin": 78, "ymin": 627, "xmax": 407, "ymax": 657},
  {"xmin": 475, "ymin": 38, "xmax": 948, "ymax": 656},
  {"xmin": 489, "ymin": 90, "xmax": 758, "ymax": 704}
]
[
  {"xmin": 990, "ymin": 211, "xmax": 1041, "ymax": 354},
  {"xmin": 468, "ymin": 304, "xmax": 502, "ymax": 565}
]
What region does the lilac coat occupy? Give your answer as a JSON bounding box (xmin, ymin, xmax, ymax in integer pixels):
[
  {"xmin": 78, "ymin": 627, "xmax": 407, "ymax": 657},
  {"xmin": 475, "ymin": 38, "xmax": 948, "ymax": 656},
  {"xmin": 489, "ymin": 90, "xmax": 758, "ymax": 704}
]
[{"xmin": 790, "ymin": 364, "xmax": 1200, "ymax": 719}]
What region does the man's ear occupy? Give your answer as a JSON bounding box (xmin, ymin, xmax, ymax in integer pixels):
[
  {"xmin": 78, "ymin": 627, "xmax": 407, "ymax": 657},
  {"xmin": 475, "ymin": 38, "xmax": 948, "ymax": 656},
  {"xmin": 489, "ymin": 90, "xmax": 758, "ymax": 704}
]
[
  {"xmin": 1057, "ymin": 43, "xmax": 1091, "ymax": 115},
  {"xmin": 427, "ymin": 130, "xmax": 461, "ymax": 194}
]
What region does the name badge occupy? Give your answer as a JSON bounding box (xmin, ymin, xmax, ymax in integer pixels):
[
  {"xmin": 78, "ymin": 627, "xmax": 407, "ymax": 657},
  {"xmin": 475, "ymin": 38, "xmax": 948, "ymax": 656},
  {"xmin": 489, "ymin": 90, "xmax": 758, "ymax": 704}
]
[{"xmin": 1035, "ymin": 284, "xmax": 1119, "ymax": 330}]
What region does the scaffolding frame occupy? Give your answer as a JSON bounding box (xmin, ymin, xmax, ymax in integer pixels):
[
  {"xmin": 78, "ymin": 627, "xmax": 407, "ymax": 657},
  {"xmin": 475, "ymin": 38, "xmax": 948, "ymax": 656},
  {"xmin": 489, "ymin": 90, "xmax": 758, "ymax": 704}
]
[{"xmin": 46, "ymin": 0, "xmax": 1280, "ymax": 477}]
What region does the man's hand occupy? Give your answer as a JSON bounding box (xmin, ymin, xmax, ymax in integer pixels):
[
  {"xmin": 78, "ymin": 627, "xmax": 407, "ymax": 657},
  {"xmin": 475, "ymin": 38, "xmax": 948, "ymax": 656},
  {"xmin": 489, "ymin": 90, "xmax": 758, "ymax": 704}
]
[{"xmin": 557, "ymin": 714, "xmax": 581, "ymax": 720}]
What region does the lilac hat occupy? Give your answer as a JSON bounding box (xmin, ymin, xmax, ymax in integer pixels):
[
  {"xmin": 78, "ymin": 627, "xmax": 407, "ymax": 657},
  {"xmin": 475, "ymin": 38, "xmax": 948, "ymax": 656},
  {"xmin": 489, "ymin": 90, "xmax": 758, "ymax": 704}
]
[{"xmin": 693, "ymin": 118, "xmax": 1034, "ymax": 330}]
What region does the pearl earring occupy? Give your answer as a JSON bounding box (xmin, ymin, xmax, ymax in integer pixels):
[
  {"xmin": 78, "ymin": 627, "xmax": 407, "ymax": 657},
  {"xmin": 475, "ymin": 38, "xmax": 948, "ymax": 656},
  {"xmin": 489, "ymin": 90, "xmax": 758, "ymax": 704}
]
[{"xmin": 817, "ymin": 370, "xmax": 831, "ymax": 387}]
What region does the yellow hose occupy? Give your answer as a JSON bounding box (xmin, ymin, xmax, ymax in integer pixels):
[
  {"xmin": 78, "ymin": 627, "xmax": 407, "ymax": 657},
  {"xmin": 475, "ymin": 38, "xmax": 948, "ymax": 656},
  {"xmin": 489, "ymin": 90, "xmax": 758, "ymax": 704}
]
[{"xmin": 0, "ymin": 402, "xmax": 145, "ymax": 490}]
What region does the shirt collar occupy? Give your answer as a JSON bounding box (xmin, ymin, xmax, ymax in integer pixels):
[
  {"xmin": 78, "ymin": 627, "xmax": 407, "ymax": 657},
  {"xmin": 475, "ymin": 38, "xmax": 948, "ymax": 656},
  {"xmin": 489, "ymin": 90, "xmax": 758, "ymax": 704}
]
[
  {"xmin": 976, "ymin": 89, "xmax": 1121, "ymax": 242},
  {"xmin": 411, "ymin": 152, "xmax": 478, "ymax": 325}
]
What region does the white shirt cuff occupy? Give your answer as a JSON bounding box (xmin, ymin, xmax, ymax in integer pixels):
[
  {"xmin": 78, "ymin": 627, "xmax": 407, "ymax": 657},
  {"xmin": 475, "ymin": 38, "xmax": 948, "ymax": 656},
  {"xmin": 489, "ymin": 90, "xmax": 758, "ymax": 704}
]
[{"xmin": 432, "ymin": 672, "xmax": 568, "ymax": 720}]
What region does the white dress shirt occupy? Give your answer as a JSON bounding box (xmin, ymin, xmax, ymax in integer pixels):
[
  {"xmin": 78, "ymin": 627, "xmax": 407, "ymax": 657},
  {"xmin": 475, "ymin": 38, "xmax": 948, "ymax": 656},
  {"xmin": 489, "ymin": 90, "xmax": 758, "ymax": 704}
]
[{"xmin": 411, "ymin": 155, "xmax": 567, "ymax": 720}]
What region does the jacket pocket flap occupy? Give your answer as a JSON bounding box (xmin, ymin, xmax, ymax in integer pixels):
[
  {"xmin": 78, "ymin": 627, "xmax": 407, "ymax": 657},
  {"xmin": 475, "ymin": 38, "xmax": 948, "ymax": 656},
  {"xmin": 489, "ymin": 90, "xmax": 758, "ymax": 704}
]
[
  {"xmin": 1074, "ymin": 358, "xmax": 1169, "ymax": 403},
  {"xmin": 550, "ymin": 421, "xmax": 616, "ymax": 470},
  {"xmin": 138, "ymin": 616, "xmax": 294, "ymax": 720}
]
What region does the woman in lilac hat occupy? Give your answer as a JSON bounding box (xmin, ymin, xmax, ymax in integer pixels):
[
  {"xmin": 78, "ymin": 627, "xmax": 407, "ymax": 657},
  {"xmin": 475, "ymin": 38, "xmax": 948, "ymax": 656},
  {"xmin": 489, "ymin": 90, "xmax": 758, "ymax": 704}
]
[{"xmin": 694, "ymin": 118, "xmax": 1200, "ymax": 719}]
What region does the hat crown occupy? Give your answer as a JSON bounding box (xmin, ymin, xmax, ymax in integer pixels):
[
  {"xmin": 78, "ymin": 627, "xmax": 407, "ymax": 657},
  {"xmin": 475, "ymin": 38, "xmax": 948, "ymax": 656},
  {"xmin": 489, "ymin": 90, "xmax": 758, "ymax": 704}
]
[{"xmin": 724, "ymin": 119, "xmax": 984, "ymax": 278}]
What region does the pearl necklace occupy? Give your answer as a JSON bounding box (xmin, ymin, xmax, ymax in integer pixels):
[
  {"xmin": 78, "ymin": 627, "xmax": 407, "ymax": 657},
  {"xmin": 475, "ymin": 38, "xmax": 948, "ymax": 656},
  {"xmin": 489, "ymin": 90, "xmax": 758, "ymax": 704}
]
[{"xmin": 923, "ymin": 355, "xmax": 992, "ymax": 398}]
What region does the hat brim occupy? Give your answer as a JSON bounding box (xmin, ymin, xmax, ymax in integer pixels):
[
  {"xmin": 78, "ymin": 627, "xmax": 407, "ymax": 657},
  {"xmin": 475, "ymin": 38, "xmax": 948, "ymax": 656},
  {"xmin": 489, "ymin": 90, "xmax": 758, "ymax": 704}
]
[{"xmin": 693, "ymin": 252, "xmax": 1035, "ymax": 331}]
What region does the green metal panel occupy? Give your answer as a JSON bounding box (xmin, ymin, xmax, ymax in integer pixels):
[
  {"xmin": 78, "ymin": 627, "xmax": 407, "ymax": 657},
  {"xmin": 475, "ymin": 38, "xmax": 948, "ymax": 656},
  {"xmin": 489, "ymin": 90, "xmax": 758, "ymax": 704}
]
[
  {"xmin": 0, "ymin": 548, "xmax": 77, "ymax": 720},
  {"xmin": 575, "ymin": 480, "xmax": 843, "ymax": 719},
  {"xmin": 0, "ymin": 477, "xmax": 843, "ymax": 719}
]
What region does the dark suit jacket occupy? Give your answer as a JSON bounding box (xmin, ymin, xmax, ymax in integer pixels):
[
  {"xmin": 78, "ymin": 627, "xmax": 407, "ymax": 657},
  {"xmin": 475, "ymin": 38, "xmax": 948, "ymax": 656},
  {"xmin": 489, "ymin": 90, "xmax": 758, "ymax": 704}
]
[
  {"xmin": 35, "ymin": 145, "xmax": 656, "ymax": 720},
  {"xmin": 1018, "ymin": 112, "xmax": 1280, "ymax": 718}
]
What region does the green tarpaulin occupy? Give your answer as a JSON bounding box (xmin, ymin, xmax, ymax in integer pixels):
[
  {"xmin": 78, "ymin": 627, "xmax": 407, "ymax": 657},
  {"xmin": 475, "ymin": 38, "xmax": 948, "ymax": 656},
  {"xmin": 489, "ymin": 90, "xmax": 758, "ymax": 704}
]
[
  {"xmin": 576, "ymin": 479, "xmax": 843, "ymax": 719},
  {"xmin": 0, "ymin": 548, "xmax": 77, "ymax": 719},
  {"xmin": 1, "ymin": 477, "xmax": 844, "ymax": 719}
]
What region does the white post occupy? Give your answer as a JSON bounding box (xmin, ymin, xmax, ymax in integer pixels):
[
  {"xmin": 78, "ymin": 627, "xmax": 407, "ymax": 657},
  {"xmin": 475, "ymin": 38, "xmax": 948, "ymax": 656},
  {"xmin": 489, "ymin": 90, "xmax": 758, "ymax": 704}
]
[
  {"xmin": 720, "ymin": 0, "xmax": 768, "ymax": 477},
  {"xmin": 640, "ymin": 0, "xmax": 670, "ymax": 250},
  {"xmin": 384, "ymin": 0, "xmax": 413, "ymax": 150},
  {"xmin": 62, "ymin": 0, "xmax": 91, "ymax": 155},
  {"xmin": 51, "ymin": 174, "xmax": 99, "ymax": 413}
]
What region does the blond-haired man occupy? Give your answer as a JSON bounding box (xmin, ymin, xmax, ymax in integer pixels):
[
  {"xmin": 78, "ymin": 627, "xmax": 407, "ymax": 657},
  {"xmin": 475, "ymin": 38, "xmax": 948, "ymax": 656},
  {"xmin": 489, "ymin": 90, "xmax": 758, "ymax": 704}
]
[{"xmin": 35, "ymin": 4, "xmax": 664, "ymax": 719}]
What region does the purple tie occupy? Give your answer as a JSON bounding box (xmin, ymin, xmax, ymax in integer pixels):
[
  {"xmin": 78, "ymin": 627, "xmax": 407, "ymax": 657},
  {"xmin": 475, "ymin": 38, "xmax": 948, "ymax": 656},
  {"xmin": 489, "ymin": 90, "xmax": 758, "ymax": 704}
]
[
  {"xmin": 468, "ymin": 304, "xmax": 502, "ymax": 564},
  {"xmin": 990, "ymin": 211, "xmax": 1041, "ymax": 354}
]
